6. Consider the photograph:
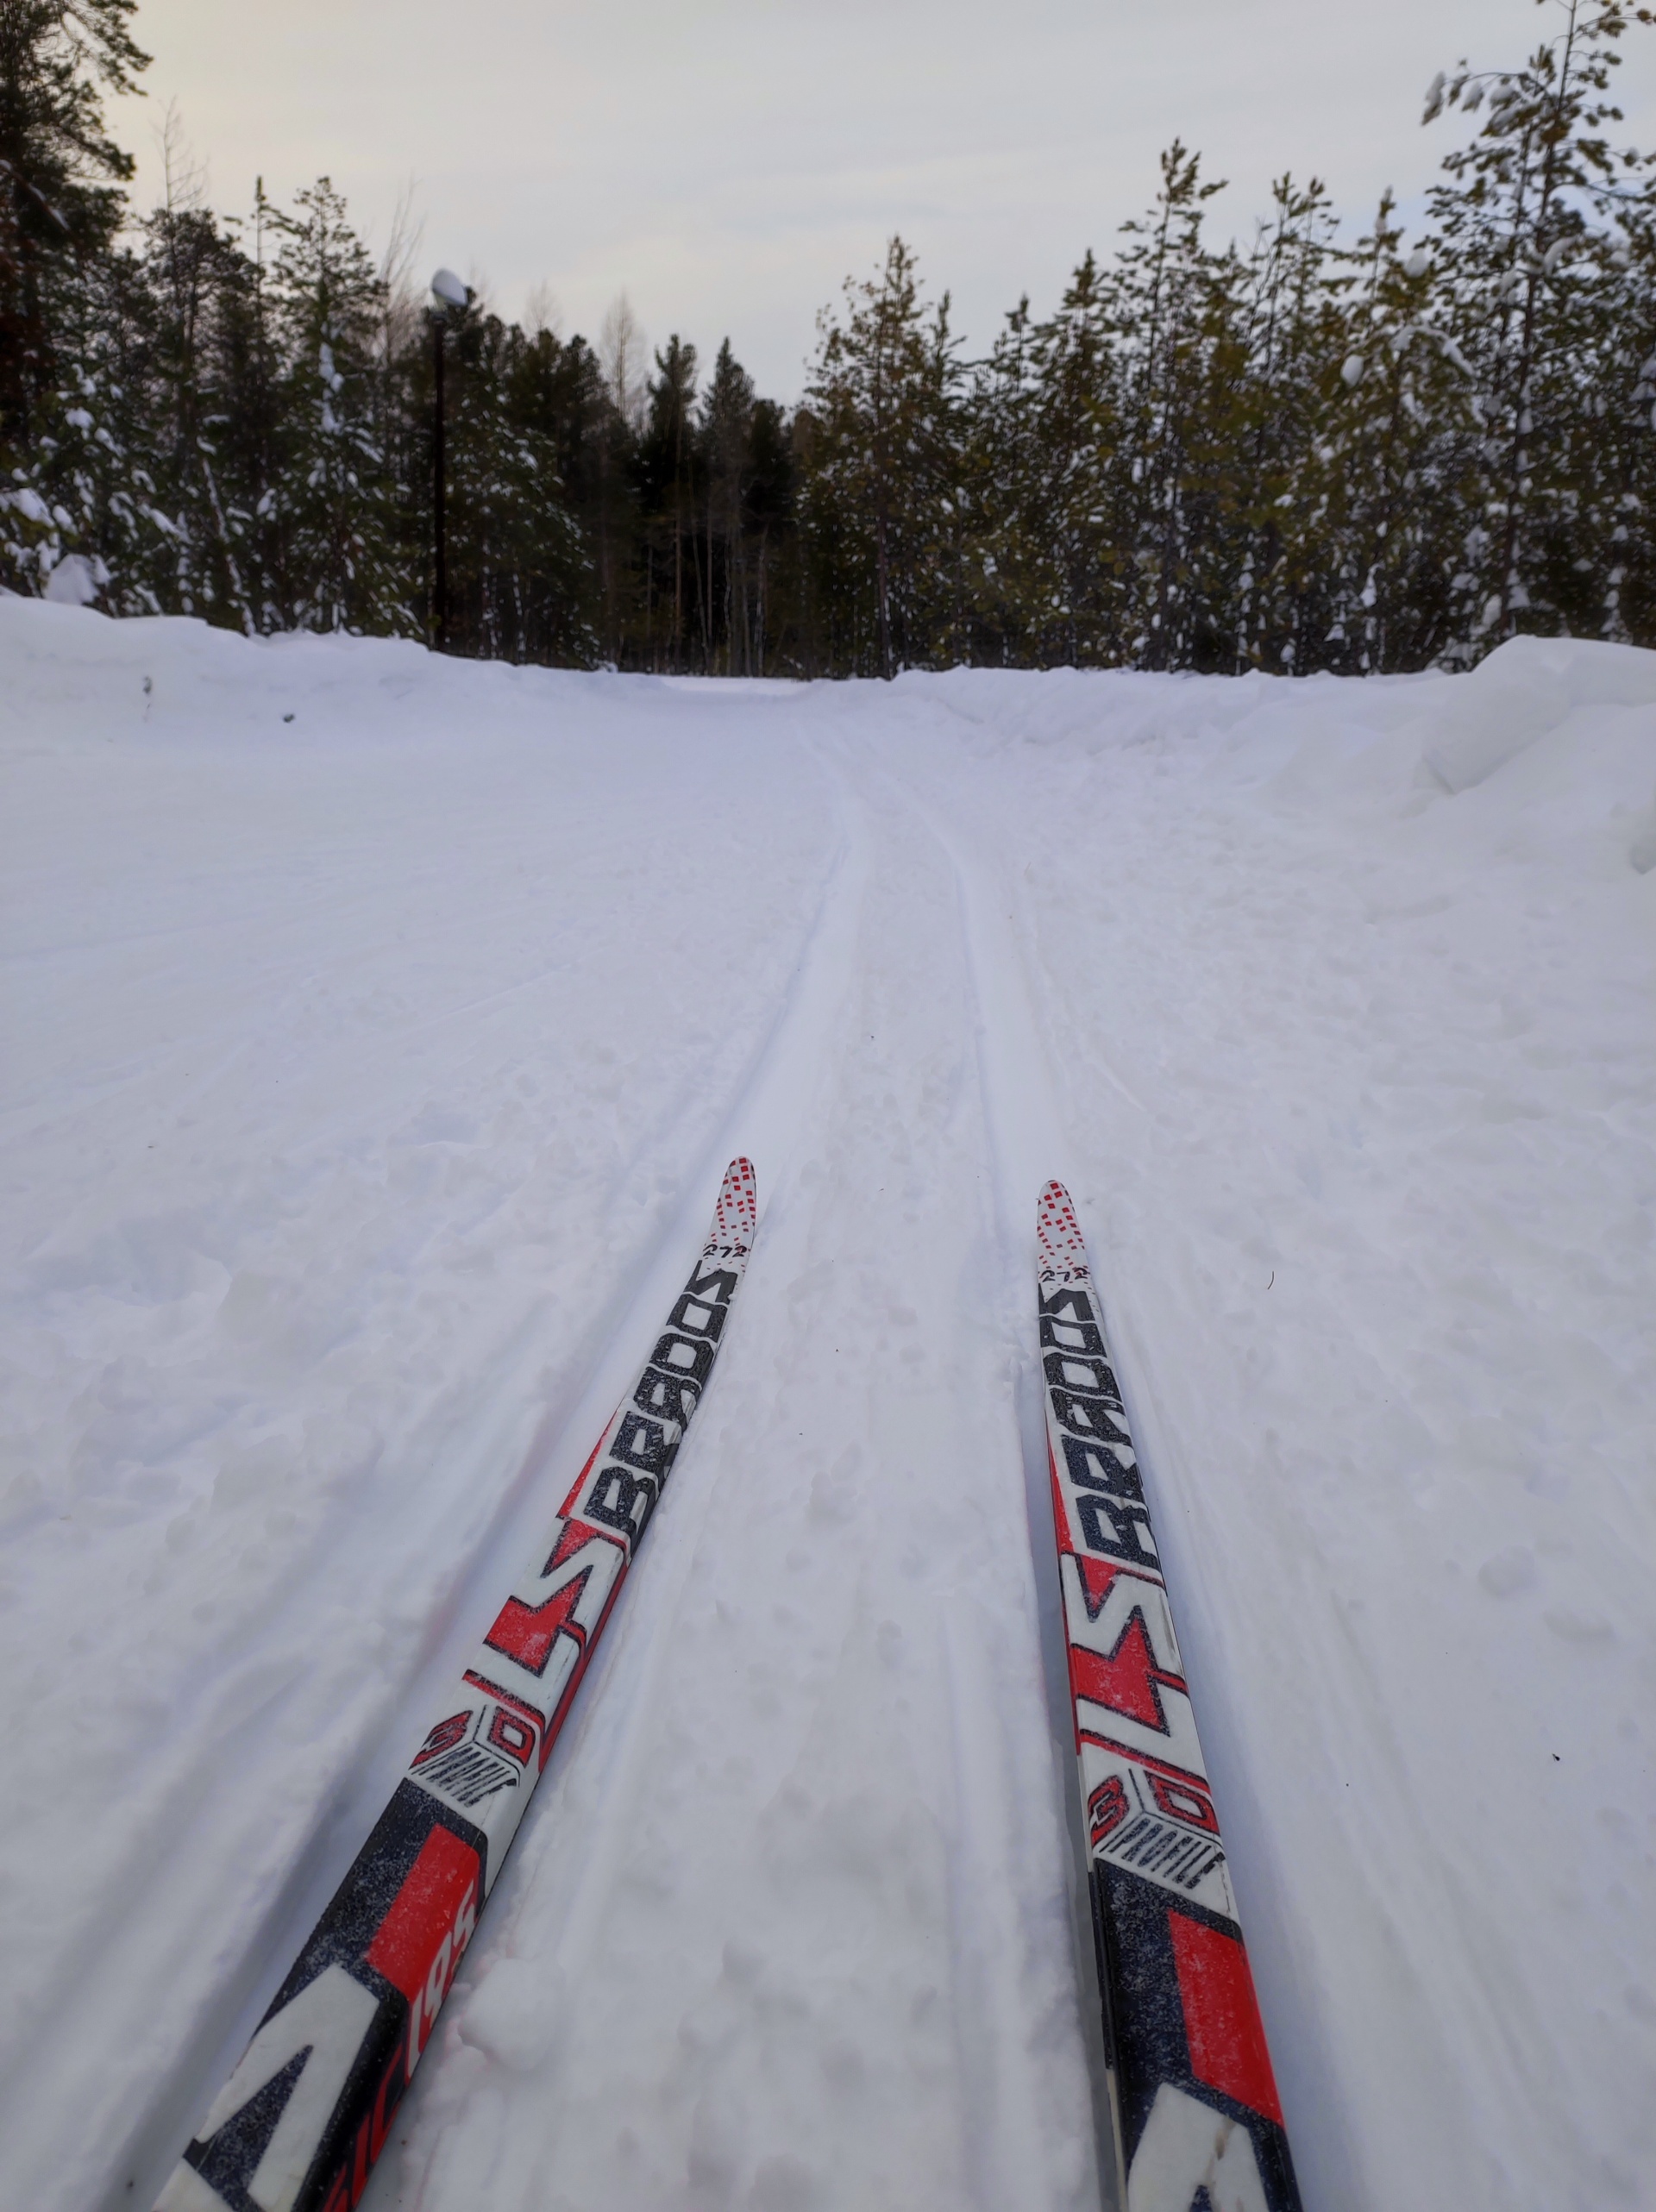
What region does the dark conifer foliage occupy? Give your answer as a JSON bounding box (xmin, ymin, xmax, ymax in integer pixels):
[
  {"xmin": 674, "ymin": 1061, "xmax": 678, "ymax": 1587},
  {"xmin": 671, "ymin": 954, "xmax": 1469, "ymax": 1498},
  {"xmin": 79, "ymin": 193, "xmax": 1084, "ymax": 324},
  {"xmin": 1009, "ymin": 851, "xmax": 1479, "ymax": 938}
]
[
  {"xmin": 0, "ymin": 0, "xmax": 147, "ymax": 445},
  {"xmin": 802, "ymin": 236, "xmax": 968, "ymax": 675},
  {"xmin": 3, "ymin": 0, "xmax": 1653, "ymax": 673}
]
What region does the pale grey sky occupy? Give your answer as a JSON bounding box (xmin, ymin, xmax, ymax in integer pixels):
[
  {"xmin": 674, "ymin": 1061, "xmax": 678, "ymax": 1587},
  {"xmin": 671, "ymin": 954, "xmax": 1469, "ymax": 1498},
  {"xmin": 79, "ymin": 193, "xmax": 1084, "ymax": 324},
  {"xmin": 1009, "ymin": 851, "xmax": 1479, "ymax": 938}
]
[{"xmin": 122, "ymin": 0, "xmax": 1656, "ymax": 398}]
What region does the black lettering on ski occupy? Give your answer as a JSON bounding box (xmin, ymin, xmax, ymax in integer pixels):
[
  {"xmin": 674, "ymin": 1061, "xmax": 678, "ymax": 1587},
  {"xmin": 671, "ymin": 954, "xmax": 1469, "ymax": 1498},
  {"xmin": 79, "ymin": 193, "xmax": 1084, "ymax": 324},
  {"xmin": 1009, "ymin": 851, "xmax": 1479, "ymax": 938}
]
[
  {"xmin": 610, "ymin": 1412, "xmax": 673, "ymax": 1476},
  {"xmin": 1051, "ymin": 1388, "xmax": 1133, "ymax": 1446},
  {"xmin": 668, "ymin": 1292, "xmax": 726, "ymax": 1341},
  {"xmin": 1040, "ymin": 1314, "xmax": 1106, "ymax": 1356},
  {"xmin": 1063, "ymin": 1434, "xmax": 1144, "ymax": 1502},
  {"xmin": 650, "ymin": 1332, "xmax": 714, "ymax": 1385},
  {"xmin": 586, "ymin": 1465, "xmax": 658, "ymax": 1539},
  {"xmin": 634, "ymin": 1364, "xmax": 700, "ymax": 1426},
  {"xmin": 1074, "ymin": 1490, "xmax": 1159, "ymax": 1567},
  {"xmin": 1043, "ymin": 1350, "xmax": 1121, "ymax": 1401}
]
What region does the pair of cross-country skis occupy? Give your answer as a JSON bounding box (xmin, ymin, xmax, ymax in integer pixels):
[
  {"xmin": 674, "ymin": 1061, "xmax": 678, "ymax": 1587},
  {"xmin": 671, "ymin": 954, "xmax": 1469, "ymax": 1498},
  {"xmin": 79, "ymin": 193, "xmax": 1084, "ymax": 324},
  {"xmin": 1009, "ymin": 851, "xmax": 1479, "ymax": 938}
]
[{"xmin": 156, "ymin": 1160, "xmax": 1302, "ymax": 2212}]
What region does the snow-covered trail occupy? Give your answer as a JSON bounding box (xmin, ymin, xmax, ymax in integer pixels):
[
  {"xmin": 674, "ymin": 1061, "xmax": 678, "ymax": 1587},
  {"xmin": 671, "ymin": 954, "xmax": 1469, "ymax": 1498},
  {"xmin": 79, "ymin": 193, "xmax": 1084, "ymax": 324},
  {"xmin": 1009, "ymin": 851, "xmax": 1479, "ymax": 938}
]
[
  {"xmin": 373, "ymin": 728, "xmax": 1102, "ymax": 2212},
  {"xmin": 3, "ymin": 602, "xmax": 1654, "ymax": 2212}
]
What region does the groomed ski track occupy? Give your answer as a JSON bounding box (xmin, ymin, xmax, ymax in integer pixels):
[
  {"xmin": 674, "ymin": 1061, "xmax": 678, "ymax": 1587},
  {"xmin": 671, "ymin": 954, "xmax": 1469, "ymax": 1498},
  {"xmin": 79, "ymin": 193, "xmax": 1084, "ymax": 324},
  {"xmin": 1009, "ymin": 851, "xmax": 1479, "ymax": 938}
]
[{"xmin": 3, "ymin": 605, "xmax": 1654, "ymax": 2212}]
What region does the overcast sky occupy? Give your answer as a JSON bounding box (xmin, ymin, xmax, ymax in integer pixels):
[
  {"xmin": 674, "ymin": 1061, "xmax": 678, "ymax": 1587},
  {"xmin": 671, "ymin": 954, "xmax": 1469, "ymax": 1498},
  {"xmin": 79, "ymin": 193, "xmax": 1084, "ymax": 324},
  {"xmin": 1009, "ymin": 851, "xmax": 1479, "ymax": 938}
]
[{"xmin": 122, "ymin": 0, "xmax": 1656, "ymax": 399}]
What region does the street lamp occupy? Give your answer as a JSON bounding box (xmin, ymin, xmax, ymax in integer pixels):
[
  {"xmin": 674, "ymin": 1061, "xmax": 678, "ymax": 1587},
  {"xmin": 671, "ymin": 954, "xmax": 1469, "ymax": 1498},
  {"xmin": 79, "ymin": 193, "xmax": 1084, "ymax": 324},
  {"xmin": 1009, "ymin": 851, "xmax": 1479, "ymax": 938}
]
[{"xmin": 429, "ymin": 266, "xmax": 470, "ymax": 650}]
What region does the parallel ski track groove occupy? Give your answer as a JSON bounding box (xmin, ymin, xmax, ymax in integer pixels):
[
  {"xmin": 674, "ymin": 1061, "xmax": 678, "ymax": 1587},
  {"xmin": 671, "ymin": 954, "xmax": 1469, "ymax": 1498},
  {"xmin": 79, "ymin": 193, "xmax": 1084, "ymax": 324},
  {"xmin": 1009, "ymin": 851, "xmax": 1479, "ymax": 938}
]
[{"xmin": 869, "ymin": 738, "xmax": 1124, "ymax": 2210}]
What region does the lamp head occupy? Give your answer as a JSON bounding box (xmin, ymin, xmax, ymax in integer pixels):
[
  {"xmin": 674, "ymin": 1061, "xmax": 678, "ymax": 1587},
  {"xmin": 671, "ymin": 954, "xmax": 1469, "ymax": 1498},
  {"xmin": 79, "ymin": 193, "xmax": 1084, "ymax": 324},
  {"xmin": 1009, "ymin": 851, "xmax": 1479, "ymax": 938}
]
[{"xmin": 430, "ymin": 267, "xmax": 470, "ymax": 315}]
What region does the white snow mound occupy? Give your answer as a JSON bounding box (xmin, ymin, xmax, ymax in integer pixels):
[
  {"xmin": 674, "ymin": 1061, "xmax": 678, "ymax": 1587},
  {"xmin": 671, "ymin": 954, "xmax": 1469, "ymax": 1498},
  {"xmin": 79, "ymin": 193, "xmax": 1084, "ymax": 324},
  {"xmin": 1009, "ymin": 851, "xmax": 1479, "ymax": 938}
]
[{"xmin": 1421, "ymin": 631, "xmax": 1656, "ymax": 793}]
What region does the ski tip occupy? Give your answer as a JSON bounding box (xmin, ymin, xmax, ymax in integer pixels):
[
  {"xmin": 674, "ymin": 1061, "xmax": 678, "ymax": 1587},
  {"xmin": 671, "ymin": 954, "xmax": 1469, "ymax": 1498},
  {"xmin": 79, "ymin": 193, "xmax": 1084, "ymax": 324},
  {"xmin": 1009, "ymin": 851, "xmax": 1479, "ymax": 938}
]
[
  {"xmin": 708, "ymin": 1157, "xmax": 758, "ymax": 1256},
  {"xmin": 1037, "ymin": 1180, "xmax": 1089, "ymax": 1281}
]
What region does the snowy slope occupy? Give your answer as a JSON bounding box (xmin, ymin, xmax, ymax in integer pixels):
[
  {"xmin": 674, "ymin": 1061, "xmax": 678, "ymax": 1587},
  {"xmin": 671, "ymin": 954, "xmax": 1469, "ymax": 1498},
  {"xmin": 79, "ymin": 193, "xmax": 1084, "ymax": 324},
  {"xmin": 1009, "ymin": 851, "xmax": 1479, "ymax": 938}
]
[{"xmin": 2, "ymin": 599, "xmax": 1654, "ymax": 2212}]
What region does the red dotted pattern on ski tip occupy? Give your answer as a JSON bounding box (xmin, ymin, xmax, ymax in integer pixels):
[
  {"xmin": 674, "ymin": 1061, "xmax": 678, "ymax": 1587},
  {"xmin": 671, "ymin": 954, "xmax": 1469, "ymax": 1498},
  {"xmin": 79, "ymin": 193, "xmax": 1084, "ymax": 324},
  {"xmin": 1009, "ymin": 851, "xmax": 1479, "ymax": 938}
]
[
  {"xmin": 712, "ymin": 1157, "xmax": 757, "ymax": 1250},
  {"xmin": 1037, "ymin": 1180, "xmax": 1088, "ymax": 1274}
]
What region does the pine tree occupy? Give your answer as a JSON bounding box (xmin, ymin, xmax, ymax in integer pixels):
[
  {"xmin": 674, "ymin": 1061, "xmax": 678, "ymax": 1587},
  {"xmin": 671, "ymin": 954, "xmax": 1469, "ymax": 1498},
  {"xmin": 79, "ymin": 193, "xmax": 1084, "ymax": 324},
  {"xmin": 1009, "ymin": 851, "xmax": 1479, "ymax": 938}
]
[
  {"xmin": 1102, "ymin": 145, "xmax": 1240, "ymax": 670},
  {"xmin": 971, "ymin": 254, "xmax": 1121, "ymax": 666},
  {"xmin": 801, "ymin": 235, "xmax": 965, "ymax": 675},
  {"xmin": 5, "ymin": 3, "xmax": 1654, "ymax": 676},
  {"xmin": 1221, "ymin": 175, "xmax": 1341, "ymax": 671},
  {"xmin": 1424, "ymin": 0, "xmax": 1656, "ymax": 644},
  {"xmin": 1307, "ymin": 193, "xmax": 1480, "ymax": 671},
  {"xmin": 1589, "ymin": 174, "xmax": 1656, "ymax": 638}
]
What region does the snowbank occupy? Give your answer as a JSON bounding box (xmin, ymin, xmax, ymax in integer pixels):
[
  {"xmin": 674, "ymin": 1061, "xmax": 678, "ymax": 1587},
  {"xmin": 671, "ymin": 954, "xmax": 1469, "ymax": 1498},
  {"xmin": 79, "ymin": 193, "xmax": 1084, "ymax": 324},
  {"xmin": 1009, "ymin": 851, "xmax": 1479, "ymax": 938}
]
[{"xmin": 2, "ymin": 600, "xmax": 1653, "ymax": 2212}]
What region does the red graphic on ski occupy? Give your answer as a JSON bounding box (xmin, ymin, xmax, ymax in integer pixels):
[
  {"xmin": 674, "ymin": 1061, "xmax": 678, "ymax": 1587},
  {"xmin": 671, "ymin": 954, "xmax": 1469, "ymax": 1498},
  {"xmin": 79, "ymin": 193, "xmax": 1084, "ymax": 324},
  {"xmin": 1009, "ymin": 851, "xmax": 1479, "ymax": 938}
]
[
  {"xmin": 155, "ymin": 1160, "xmax": 758, "ymax": 2212},
  {"xmin": 1035, "ymin": 1180, "xmax": 1302, "ymax": 2212}
]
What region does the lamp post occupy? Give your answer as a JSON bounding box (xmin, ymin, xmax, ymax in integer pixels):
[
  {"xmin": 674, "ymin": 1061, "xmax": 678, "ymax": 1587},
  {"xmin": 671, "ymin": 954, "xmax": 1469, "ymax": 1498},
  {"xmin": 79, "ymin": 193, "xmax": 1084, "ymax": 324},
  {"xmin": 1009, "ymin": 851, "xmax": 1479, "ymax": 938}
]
[{"xmin": 429, "ymin": 266, "xmax": 469, "ymax": 650}]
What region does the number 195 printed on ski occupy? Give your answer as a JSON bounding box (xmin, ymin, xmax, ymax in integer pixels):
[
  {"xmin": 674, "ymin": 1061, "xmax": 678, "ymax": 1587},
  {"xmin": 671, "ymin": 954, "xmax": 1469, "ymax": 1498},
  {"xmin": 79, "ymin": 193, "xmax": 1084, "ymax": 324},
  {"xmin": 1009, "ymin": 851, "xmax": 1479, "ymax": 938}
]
[
  {"xmin": 1037, "ymin": 1181, "xmax": 1303, "ymax": 2212},
  {"xmin": 155, "ymin": 1159, "xmax": 758, "ymax": 2212}
]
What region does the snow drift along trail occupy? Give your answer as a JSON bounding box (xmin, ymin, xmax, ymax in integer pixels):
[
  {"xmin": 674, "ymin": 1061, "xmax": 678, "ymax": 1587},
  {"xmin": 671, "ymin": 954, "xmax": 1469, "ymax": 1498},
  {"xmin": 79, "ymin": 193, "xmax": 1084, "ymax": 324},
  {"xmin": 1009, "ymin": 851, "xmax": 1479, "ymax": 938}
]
[{"xmin": 2, "ymin": 600, "xmax": 1653, "ymax": 2212}]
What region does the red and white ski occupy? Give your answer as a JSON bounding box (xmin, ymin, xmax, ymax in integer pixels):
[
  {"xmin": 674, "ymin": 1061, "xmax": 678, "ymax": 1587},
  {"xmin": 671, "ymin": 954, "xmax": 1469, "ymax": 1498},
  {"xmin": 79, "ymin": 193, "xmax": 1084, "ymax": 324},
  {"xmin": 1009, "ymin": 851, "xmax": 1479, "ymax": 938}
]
[
  {"xmin": 1036, "ymin": 1181, "xmax": 1302, "ymax": 2212},
  {"xmin": 157, "ymin": 1159, "xmax": 758, "ymax": 2212}
]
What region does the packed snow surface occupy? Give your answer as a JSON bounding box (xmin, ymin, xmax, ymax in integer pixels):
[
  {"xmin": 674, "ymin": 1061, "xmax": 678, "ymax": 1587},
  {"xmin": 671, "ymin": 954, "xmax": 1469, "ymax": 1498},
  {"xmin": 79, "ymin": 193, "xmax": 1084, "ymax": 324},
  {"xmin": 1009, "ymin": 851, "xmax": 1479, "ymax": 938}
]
[{"xmin": 3, "ymin": 599, "xmax": 1654, "ymax": 2212}]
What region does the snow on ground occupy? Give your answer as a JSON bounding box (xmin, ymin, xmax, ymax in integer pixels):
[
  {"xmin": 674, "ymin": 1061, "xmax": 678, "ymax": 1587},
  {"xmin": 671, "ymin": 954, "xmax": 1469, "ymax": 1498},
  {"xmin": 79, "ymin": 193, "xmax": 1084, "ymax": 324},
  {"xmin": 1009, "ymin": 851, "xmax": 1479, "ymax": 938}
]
[{"xmin": 2, "ymin": 598, "xmax": 1654, "ymax": 2212}]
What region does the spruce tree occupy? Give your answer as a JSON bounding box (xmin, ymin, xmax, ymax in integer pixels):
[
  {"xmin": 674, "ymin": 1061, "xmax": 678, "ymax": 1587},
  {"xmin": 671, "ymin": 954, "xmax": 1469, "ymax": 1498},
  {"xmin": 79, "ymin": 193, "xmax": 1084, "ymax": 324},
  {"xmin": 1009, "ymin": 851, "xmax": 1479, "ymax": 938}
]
[
  {"xmin": 0, "ymin": 0, "xmax": 145, "ymax": 440},
  {"xmin": 637, "ymin": 335, "xmax": 700, "ymax": 669},
  {"xmin": 139, "ymin": 147, "xmax": 263, "ymax": 632},
  {"xmin": 0, "ymin": 0, "xmax": 147, "ymax": 591},
  {"xmin": 742, "ymin": 395, "xmax": 800, "ymax": 674},
  {"xmin": 0, "ymin": 233, "xmax": 163, "ymax": 605},
  {"xmin": 699, "ymin": 338, "xmax": 754, "ymax": 672},
  {"xmin": 438, "ymin": 306, "xmax": 595, "ymax": 664},
  {"xmin": 268, "ymin": 179, "xmax": 406, "ymax": 633},
  {"xmin": 504, "ymin": 326, "xmax": 630, "ymax": 661}
]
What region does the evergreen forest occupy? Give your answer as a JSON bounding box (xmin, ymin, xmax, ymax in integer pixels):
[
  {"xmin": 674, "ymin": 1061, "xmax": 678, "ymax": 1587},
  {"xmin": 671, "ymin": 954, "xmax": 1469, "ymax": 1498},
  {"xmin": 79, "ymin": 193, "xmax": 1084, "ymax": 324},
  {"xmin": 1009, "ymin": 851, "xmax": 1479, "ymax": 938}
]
[{"xmin": 4, "ymin": 0, "xmax": 1655, "ymax": 676}]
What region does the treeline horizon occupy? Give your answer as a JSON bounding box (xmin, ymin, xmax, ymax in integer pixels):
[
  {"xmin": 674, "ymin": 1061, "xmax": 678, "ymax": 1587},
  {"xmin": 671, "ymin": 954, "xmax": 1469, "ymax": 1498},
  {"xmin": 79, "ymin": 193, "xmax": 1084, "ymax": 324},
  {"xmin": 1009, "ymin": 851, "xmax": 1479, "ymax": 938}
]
[{"xmin": 3, "ymin": 0, "xmax": 1655, "ymax": 677}]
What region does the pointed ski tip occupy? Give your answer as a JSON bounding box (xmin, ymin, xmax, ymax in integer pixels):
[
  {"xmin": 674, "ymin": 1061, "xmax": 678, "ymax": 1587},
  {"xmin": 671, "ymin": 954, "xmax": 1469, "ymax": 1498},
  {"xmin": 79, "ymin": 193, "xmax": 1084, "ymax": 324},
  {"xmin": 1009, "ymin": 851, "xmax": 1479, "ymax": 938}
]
[
  {"xmin": 1037, "ymin": 1180, "xmax": 1089, "ymax": 1281},
  {"xmin": 710, "ymin": 1157, "xmax": 758, "ymax": 1255}
]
